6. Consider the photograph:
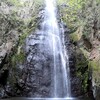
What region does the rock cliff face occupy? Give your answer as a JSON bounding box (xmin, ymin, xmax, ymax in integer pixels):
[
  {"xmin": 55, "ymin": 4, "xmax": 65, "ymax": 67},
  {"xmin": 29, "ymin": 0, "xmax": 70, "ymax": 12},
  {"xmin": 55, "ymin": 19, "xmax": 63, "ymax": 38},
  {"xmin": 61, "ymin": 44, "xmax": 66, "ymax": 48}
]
[{"xmin": 0, "ymin": 0, "xmax": 42, "ymax": 98}]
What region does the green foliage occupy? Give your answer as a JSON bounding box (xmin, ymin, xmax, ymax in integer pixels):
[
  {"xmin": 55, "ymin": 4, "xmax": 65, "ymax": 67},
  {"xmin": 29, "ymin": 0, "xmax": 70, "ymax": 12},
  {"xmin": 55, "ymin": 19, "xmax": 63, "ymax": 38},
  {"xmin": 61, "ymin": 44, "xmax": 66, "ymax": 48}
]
[
  {"xmin": 89, "ymin": 60, "xmax": 100, "ymax": 71},
  {"xmin": 8, "ymin": 0, "xmax": 21, "ymax": 6},
  {"xmin": 0, "ymin": 0, "xmax": 42, "ymax": 71},
  {"xmin": 59, "ymin": 0, "xmax": 100, "ymax": 41},
  {"xmin": 0, "ymin": 0, "xmax": 41, "ymax": 42}
]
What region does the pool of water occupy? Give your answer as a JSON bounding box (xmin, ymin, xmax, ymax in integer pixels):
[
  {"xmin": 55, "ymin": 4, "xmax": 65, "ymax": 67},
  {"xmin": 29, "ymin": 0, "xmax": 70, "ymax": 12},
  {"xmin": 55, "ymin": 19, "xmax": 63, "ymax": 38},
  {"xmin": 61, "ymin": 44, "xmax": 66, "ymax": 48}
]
[
  {"xmin": 1, "ymin": 97, "xmax": 92, "ymax": 100},
  {"xmin": 1, "ymin": 98, "xmax": 75, "ymax": 100}
]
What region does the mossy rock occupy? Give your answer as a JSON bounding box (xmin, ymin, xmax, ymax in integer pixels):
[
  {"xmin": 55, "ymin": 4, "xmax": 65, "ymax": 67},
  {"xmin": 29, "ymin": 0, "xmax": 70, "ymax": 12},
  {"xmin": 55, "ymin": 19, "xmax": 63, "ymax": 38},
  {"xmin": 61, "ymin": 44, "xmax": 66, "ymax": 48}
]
[
  {"xmin": 80, "ymin": 47, "xmax": 90, "ymax": 58},
  {"xmin": 11, "ymin": 50, "xmax": 25, "ymax": 66},
  {"xmin": 89, "ymin": 60, "xmax": 100, "ymax": 71},
  {"xmin": 75, "ymin": 47, "xmax": 89, "ymax": 93},
  {"xmin": 89, "ymin": 59, "xmax": 100, "ymax": 86},
  {"xmin": 70, "ymin": 26, "xmax": 83, "ymax": 42}
]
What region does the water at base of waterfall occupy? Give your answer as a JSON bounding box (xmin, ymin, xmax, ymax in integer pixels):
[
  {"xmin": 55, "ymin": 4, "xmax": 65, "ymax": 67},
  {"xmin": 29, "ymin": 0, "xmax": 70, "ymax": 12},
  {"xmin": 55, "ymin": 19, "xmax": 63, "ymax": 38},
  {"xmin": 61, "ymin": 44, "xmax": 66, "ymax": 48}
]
[
  {"xmin": 2, "ymin": 97, "xmax": 93, "ymax": 100},
  {"xmin": 2, "ymin": 98, "xmax": 76, "ymax": 100}
]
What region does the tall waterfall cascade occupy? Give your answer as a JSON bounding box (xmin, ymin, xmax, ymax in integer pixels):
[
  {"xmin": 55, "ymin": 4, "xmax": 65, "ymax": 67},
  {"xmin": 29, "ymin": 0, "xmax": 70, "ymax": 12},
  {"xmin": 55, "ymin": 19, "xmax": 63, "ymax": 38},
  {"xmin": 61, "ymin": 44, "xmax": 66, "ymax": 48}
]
[{"xmin": 42, "ymin": 0, "xmax": 71, "ymax": 98}]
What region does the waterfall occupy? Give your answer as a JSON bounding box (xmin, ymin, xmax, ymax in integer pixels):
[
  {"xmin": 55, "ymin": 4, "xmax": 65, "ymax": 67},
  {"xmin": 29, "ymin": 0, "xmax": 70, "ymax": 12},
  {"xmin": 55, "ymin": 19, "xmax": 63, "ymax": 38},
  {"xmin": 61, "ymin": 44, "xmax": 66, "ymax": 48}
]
[
  {"xmin": 26, "ymin": 0, "xmax": 73, "ymax": 99},
  {"xmin": 42, "ymin": 0, "xmax": 71, "ymax": 98}
]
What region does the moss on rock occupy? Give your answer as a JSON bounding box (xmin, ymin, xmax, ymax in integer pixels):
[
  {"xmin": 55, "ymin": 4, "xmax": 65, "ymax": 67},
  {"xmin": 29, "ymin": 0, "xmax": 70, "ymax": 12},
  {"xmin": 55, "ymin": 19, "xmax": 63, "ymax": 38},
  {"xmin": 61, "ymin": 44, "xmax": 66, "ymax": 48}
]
[
  {"xmin": 75, "ymin": 48, "xmax": 89, "ymax": 93},
  {"xmin": 70, "ymin": 27, "xmax": 83, "ymax": 42}
]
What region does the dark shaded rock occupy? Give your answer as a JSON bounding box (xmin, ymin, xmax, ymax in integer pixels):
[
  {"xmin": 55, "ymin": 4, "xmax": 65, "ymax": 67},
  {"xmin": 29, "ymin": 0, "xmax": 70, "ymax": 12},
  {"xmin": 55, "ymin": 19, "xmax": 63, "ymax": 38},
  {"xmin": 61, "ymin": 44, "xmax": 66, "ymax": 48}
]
[
  {"xmin": 94, "ymin": 86, "xmax": 100, "ymax": 100},
  {"xmin": 0, "ymin": 69, "xmax": 9, "ymax": 86},
  {"xmin": 82, "ymin": 35, "xmax": 92, "ymax": 50},
  {"xmin": 71, "ymin": 77, "xmax": 82, "ymax": 96},
  {"xmin": 0, "ymin": 54, "xmax": 7, "ymax": 70}
]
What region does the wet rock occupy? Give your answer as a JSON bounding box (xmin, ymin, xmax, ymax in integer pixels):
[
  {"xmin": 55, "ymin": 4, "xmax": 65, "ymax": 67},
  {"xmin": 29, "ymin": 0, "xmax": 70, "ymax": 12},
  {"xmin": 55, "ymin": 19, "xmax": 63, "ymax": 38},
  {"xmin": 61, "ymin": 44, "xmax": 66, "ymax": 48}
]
[{"xmin": 8, "ymin": 32, "xmax": 52, "ymax": 97}]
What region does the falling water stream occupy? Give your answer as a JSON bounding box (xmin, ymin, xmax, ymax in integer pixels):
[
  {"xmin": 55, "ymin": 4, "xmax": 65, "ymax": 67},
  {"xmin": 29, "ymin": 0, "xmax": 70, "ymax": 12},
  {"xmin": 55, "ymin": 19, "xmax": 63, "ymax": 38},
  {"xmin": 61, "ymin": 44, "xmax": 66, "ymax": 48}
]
[{"xmin": 40, "ymin": 0, "xmax": 71, "ymax": 99}]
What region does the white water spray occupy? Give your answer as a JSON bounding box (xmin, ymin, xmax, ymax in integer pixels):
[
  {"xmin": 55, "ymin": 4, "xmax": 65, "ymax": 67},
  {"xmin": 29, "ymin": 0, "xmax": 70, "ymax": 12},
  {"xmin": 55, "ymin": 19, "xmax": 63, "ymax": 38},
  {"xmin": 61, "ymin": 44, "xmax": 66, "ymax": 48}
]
[{"xmin": 42, "ymin": 0, "xmax": 71, "ymax": 98}]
